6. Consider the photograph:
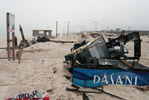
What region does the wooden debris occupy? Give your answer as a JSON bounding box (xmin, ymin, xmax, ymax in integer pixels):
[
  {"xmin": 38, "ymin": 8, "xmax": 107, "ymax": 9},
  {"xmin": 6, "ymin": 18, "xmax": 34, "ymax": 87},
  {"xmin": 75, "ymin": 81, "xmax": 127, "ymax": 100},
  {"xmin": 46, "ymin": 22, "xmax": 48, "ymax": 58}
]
[
  {"xmin": 136, "ymin": 86, "xmax": 149, "ymax": 92},
  {"xmin": 53, "ymin": 67, "xmax": 57, "ymax": 73},
  {"xmin": 89, "ymin": 33, "xmax": 101, "ymax": 38},
  {"xmin": 63, "ymin": 75, "xmax": 71, "ymax": 80},
  {"xmin": 50, "ymin": 40, "xmax": 74, "ymax": 43},
  {"xmin": 46, "ymin": 89, "xmax": 52, "ymax": 93}
]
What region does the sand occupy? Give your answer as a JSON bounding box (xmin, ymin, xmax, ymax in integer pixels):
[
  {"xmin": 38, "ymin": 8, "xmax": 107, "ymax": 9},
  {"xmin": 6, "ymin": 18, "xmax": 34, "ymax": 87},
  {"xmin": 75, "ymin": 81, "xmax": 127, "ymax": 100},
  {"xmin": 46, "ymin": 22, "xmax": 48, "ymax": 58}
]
[{"xmin": 0, "ymin": 35, "xmax": 149, "ymax": 100}]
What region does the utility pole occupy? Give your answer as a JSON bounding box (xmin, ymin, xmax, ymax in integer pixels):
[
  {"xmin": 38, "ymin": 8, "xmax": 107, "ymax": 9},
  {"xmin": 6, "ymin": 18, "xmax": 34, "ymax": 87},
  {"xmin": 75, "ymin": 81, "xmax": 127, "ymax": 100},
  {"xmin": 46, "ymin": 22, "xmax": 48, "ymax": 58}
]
[
  {"xmin": 128, "ymin": 25, "xmax": 130, "ymax": 34},
  {"xmin": 89, "ymin": 19, "xmax": 101, "ymax": 32},
  {"xmin": 56, "ymin": 21, "xmax": 58, "ymax": 37},
  {"xmin": 67, "ymin": 21, "xmax": 69, "ymax": 36},
  {"xmin": 78, "ymin": 25, "xmax": 85, "ymax": 33},
  {"xmin": 107, "ymin": 26, "xmax": 109, "ymax": 31}
]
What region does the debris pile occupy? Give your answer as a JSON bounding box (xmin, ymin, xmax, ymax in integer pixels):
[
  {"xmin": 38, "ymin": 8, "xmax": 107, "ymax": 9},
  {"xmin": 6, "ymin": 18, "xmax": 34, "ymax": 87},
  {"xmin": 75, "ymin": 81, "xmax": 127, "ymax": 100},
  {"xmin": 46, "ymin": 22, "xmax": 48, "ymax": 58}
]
[
  {"xmin": 5, "ymin": 90, "xmax": 50, "ymax": 100},
  {"xmin": 36, "ymin": 36, "xmax": 50, "ymax": 42},
  {"xmin": 64, "ymin": 31, "xmax": 149, "ymax": 87}
]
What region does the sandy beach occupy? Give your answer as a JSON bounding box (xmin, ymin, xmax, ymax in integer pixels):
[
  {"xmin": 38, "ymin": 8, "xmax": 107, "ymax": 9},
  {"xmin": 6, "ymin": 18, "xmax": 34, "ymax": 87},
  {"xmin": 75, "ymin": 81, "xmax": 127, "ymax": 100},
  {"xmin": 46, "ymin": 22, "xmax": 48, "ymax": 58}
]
[{"xmin": 0, "ymin": 35, "xmax": 149, "ymax": 100}]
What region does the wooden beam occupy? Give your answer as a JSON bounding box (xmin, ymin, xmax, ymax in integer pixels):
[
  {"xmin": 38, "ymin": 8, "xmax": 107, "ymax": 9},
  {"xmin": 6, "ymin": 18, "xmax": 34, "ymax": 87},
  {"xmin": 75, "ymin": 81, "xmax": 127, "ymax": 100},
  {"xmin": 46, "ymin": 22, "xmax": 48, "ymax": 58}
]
[
  {"xmin": 6, "ymin": 13, "xmax": 10, "ymax": 61},
  {"xmin": 51, "ymin": 40, "xmax": 74, "ymax": 43},
  {"xmin": 12, "ymin": 32, "xmax": 15, "ymax": 60}
]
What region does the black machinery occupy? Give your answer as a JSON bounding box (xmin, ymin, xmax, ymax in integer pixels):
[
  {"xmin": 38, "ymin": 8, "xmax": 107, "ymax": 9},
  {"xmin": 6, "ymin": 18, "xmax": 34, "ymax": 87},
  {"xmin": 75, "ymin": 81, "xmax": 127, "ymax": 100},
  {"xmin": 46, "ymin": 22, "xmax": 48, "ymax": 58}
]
[{"xmin": 19, "ymin": 25, "xmax": 29, "ymax": 49}]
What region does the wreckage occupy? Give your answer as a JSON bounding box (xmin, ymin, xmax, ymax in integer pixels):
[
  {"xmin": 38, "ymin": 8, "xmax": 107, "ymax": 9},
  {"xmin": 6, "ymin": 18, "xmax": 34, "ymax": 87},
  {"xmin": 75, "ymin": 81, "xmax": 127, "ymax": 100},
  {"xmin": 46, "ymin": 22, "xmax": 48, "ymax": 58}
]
[
  {"xmin": 19, "ymin": 25, "xmax": 29, "ymax": 49},
  {"xmin": 65, "ymin": 31, "xmax": 149, "ymax": 87}
]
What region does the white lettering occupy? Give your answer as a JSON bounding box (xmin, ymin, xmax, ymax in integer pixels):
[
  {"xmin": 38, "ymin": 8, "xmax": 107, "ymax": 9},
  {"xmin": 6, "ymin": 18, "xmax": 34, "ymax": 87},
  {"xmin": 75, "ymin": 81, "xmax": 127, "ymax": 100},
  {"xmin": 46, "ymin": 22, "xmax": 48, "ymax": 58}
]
[
  {"xmin": 116, "ymin": 75, "xmax": 123, "ymax": 84},
  {"xmin": 125, "ymin": 76, "xmax": 132, "ymax": 85},
  {"xmin": 102, "ymin": 74, "xmax": 109, "ymax": 84},
  {"xmin": 93, "ymin": 75, "xmax": 100, "ymax": 84},
  {"xmin": 110, "ymin": 73, "xmax": 114, "ymax": 84},
  {"xmin": 93, "ymin": 73, "xmax": 138, "ymax": 86},
  {"xmin": 135, "ymin": 76, "xmax": 138, "ymax": 85}
]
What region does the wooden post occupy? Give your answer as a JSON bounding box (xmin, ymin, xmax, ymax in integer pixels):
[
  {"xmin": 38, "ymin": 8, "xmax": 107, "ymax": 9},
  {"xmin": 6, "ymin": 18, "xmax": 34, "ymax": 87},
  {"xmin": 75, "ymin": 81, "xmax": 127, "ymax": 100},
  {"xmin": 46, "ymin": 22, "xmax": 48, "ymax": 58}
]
[
  {"xmin": 18, "ymin": 48, "xmax": 21, "ymax": 64},
  {"xmin": 12, "ymin": 32, "xmax": 15, "ymax": 60},
  {"xmin": 19, "ymin": 25, "xmax": 25, "ymax": 40},
  {"xmin": 6, "ymin": 12, "xmax": 15, "ymax": 61},
  {"xmin": 6, "ymin": 13, "xmax": 10, "ymax": 61}
]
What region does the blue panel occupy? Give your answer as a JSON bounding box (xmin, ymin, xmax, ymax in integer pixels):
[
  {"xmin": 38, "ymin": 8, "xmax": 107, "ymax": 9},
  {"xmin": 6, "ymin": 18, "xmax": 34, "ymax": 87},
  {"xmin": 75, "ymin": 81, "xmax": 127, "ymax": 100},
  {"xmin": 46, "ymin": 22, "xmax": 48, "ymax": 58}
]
[{"xmin": 73, "ymin": 68, "xmax": 149, "ymax": 87}]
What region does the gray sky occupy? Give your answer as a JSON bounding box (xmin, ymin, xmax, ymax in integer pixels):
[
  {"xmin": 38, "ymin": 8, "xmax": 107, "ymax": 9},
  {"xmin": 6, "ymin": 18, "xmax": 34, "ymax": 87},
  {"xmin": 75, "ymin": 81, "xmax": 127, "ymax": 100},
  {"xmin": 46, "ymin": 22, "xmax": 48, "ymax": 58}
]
[{"xmin": 0, "ymin": 0, "xmax": 149, "ymax": 36}]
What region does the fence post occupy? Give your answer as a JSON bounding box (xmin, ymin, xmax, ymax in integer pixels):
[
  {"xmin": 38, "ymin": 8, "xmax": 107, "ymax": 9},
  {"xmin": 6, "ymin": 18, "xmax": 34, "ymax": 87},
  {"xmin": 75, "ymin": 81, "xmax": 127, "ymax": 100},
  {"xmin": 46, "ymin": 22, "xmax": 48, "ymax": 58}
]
[
  {"xmin": 12, "ymin": 32, "xmax": 15, "ymax": 60},
  {"xmin": 6, "ymin": 13, "xmax": 10, "ymax": 61}
]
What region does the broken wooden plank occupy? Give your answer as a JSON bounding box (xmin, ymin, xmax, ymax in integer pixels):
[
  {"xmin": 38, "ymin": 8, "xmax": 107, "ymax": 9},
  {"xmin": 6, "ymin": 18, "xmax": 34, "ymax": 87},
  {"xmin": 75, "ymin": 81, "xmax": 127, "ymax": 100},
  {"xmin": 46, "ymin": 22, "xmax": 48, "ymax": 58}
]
[{"xmin": 50, "ymin": 40, "xmax": 74, "ymax": 43}]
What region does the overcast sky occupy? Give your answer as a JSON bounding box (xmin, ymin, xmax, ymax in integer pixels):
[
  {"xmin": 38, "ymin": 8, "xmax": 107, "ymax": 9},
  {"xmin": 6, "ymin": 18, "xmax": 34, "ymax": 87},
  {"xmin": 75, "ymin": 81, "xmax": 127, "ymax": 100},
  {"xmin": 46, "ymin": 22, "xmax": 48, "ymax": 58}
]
[{"xmin": 0, "ymin": 0, "xmax": 149, "ymax": 36}]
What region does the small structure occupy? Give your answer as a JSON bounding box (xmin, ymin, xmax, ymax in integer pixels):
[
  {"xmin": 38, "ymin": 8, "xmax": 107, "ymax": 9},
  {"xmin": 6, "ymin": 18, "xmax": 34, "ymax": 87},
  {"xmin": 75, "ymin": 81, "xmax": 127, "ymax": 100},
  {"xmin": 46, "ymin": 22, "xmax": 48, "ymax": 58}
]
[{"xmin": 32, "ymin": 30, "xmax": 52, "ymax": 38}]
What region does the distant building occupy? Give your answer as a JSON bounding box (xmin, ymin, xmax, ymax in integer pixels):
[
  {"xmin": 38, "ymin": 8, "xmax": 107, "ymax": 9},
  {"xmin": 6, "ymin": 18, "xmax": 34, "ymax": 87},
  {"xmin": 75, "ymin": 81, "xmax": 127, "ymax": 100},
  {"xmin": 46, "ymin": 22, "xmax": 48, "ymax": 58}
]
[{"xmin": 32, "ymin": 30, "xmax": 52, "ymax": 38}]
